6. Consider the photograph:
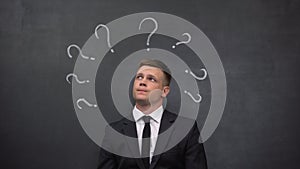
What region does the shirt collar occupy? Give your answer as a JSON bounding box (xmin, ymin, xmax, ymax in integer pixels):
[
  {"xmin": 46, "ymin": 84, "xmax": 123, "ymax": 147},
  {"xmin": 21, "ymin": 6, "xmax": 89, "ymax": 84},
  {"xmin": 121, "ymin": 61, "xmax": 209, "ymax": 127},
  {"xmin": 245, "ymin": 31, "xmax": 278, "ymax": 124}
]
[{"xmin": 132, "ymin": 105, "xmax": 164, "ymax": 123}]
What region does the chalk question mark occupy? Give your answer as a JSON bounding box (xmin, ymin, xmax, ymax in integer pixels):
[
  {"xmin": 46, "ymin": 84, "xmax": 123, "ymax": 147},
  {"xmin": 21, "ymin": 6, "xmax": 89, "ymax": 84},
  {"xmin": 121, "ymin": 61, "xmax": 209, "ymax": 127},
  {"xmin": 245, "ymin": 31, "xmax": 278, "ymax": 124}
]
[
  {"xmin": 139, "ymin": 17, "xmax": 158, "ymax": 51},
  {"xmin": 185, "ymin": 68, "xmax": 207, "ymax": 80},
  {"xmin": 66, "ymin": 73, "xmax": 90, "ymax": 84},
  {"xmin": 172, "ymin": 33, "xmax": 191, "ymax": 49},
  {"xmin": 67, "ymin": 44, "xmax": 96, "ymax": 60},
  {"xmin": 95, "ymin": 24, "xmax": 114, "ymax": 53},
  {"xmin": 76, "ymin": 98, "xmax": 97, "ymax": 110},
  {"xmin": 184, "ymin": 90, "xmax": 202, "ymax": 103}
]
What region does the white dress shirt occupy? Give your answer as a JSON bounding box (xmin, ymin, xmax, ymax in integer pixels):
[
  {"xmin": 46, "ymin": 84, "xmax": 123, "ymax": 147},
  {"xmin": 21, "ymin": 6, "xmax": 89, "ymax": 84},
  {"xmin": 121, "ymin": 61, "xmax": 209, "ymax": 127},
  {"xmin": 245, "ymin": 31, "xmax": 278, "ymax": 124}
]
[{"xmin": 132, "ymin": 105, "xmax": 163, "ymax": 163}]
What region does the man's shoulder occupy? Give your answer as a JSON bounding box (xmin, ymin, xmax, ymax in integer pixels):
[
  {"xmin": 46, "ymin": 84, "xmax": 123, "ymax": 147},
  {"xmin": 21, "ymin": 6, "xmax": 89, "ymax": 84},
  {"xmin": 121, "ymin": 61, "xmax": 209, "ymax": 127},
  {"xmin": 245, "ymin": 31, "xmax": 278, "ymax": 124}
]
[
  {"xmin": 163, "ymin": 110, "xmax": 197, "ymax": 124},
  {"xmin": 109, "ymin": 110, "xmax": 196, "ymax": 123},
  {"xmin": 107, "ymin": 116, "xmax": 130, "ymax": 129},
  {"xmin": 107, "ymin": 110, "xmax": 197, "ymax": 129}
]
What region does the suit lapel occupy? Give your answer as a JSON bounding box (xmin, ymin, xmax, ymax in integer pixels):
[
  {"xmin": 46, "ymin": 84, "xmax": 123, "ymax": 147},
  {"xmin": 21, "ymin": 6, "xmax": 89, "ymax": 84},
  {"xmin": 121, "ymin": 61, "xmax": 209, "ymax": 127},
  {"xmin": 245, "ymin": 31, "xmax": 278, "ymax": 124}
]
[
  {"xmin": 150, "ymin": 111, "xmax": 176, "ymax": 169},
  {"xmin": 122, "ymin": 116, "xmax": 146, "ymax": 169}
]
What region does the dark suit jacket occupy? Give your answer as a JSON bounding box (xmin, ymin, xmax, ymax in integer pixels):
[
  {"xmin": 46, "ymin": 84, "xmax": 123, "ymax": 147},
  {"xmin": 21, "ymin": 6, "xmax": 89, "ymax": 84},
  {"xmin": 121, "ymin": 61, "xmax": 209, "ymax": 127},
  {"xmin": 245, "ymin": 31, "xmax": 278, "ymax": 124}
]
[{"xmin": 97, "ymin": 110, "xmax": 207, "ymax": 169}]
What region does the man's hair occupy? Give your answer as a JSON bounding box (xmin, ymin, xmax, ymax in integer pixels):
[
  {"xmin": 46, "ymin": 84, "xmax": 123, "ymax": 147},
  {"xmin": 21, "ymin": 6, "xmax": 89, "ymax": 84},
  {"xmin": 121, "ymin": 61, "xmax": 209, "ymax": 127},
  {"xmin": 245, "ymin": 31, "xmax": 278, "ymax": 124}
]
[{"xmin": 138, "ymin": 59, "xmax": 172, "ymax": 86}]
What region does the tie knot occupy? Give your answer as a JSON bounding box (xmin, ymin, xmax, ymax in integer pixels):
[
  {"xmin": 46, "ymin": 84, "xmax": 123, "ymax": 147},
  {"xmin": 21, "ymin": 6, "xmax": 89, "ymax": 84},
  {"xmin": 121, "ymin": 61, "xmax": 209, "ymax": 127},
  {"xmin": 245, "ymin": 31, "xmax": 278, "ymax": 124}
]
[{"xmin": 142, "ymin": 116, "xmax": 151, "ymax": 123}]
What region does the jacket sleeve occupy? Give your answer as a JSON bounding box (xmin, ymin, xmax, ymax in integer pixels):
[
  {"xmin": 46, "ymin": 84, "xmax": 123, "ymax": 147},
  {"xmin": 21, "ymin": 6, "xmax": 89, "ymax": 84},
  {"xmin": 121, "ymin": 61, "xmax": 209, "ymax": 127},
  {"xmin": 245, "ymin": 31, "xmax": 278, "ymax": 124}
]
[
  {"xmin": 184, "ymin": 122, "xmax": 208, "ymax": 169},
  {"xmin": 97, "ymin": 147, "xmax": 117, "ymax": 169},
  {"xmin": 97, "ymin": 125, "xmax": 117, "ymax": 169}
]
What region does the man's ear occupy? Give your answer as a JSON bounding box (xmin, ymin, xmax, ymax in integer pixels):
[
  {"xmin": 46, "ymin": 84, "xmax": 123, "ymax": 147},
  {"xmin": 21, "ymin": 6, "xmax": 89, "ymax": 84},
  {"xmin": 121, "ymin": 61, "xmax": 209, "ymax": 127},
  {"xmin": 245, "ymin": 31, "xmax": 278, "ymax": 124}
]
[{"xmin": 161, "ymin": 86, "xmax": 170, "ymax": 98}]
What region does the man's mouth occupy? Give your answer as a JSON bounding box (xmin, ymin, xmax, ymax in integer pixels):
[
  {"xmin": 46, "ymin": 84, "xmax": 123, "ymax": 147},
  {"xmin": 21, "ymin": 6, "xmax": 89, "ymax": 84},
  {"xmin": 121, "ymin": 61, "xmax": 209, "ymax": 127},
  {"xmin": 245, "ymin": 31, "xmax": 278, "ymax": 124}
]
[{"xmin": 136, "ymin": 89, "xmax": 148, "ymax": 93}]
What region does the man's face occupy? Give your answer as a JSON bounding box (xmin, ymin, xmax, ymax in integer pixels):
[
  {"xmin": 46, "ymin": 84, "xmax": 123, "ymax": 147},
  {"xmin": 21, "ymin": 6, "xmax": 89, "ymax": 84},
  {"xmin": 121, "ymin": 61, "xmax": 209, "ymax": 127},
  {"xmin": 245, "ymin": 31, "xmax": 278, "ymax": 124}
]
[{"xmin": 132, "ymin": 65, "xmax": 169, "ymax": 106}]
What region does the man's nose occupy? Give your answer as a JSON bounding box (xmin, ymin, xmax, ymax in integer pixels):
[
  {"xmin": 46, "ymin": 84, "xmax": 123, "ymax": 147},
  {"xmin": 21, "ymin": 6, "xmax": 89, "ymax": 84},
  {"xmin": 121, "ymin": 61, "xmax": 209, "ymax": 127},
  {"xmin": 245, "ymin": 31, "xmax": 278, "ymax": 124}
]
[
  {"xmin": 139, "ymin": 82, "xmax": 146, "ymax": 87},
  {"xmin": 139, "ymin": 77, "xmax": 147, "ymax": 87}
]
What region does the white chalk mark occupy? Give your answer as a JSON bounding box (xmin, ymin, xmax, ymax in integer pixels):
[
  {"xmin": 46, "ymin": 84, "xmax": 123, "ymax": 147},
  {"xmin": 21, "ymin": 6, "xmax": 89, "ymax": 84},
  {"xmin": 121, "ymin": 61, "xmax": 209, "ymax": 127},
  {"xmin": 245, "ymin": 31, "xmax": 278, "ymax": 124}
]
[
  {"xmin": 76, "ymin": 98, "xmax": 97, "ymax": 110},
  {"xmin": 67, "ymin": 44, "xmax": 96, "ymax": 60},
  {"xmin": 138, "ymin": 17, "xmax": 158, "ymax": 51},
  {"xmin": 66, "ymin": 73, "xmax": 90, "ymax": 84},
  {"xmin": 172, "ymin": 33, "xmax": 191, "ymax": 49},
  {"xmin": 94, "ymin": 24, "xmax": 114, "ymax": 53},
  {"xmin": 185, "ymin": 68, "xmax": 207, "ymax": 80},
  {"xmin": 184, "ymin": 90, "xmax": 202, "ymax": 103}
]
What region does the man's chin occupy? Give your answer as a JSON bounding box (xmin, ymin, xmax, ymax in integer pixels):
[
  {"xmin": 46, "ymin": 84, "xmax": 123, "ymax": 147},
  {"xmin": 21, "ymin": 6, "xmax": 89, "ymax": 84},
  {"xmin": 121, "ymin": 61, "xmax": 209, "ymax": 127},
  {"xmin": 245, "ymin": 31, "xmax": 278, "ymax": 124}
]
[{"xmin": 134, "ymin": 99, "xmax": 150, "ymax": 106}]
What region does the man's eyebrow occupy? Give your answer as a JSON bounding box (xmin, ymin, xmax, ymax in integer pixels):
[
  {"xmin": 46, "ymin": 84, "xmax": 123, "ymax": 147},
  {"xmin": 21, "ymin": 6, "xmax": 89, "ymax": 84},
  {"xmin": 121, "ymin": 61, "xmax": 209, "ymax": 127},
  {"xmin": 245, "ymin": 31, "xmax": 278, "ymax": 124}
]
[
  {"xmin": 136, "ymin": 72, "xmax": 159, "ymax": 79},
  {"xmin": 146, "ymin": 74, "xmax": 157, "ymax": 78}
]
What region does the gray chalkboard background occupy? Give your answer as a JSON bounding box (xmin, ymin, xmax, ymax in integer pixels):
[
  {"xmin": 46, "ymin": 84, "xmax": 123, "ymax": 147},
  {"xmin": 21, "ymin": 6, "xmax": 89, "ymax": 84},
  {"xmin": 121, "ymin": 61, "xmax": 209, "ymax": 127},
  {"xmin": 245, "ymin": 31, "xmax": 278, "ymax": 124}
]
[{"xmin": 1, "ymin": 0, "xmax": 299, "ymax": 169}]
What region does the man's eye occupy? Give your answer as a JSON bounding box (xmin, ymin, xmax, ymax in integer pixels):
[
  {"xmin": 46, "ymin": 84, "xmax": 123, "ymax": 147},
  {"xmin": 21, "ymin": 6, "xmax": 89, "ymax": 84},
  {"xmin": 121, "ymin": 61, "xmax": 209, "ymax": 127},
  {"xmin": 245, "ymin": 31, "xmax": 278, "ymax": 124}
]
[
  {"xmin": 136, "ymin": 76, "xmax": 143, "ymax": 79},
  {"xmin": 148, "ymin": 77, "xmax": 156, "ymax": 82}
]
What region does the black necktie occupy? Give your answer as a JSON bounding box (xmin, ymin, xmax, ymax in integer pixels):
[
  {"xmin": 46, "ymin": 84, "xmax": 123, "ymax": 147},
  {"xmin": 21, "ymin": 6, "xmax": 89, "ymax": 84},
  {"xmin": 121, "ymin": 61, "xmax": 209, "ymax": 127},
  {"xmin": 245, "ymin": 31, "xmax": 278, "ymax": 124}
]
[{"xmin": 142, "ymin": 116, "xmax": 151, "ymax": 169}]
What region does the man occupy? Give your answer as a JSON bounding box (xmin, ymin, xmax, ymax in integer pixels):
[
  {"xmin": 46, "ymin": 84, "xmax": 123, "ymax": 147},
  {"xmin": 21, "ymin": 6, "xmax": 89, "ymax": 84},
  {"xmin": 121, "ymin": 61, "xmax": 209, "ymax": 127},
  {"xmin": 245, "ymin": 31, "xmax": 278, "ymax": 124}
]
[{"xmin": 98, "ymin": 59, "xmax": 207, "ymax": 169}]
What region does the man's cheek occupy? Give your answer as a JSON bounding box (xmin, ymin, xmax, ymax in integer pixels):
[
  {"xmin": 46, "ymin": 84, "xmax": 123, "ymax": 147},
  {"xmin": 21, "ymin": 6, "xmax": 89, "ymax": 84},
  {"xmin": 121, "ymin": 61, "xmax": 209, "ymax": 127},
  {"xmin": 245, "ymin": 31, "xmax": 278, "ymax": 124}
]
[{"xmin": 148, "ymin": 89, "xmax": 162, "ymax": 104}]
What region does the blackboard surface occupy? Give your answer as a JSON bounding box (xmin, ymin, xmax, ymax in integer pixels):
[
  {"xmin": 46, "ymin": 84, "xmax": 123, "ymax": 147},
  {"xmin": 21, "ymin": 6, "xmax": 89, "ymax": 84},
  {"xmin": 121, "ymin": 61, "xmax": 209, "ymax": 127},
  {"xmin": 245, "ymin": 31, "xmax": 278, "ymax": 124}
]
[{"xmin": 1, "ymin": 0, "xmax": 299, "ymax": 169}]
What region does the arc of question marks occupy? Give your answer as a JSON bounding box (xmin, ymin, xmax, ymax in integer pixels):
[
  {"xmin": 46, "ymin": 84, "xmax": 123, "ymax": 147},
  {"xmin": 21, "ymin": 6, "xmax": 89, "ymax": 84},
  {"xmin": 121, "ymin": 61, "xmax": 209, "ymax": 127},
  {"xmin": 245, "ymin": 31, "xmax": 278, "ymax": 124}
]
[
  {"xmin": 185, "ymin": 68, "xmax": 207, "ymax": 80},
  {"xmin": 184, "ymin": 68, "xmax": 207, "ymax": 103},
  {"xmin": 138, "ymin": 17, "xmax": 158, "ymax": 51},
  {"xmin": 76, "ymin": 98, "xmax": 97, "ymax": 110},
  {"xmin": 184, "ymin": 90, "xmax": 202, "ymax": 103},
  {"xmin": 66, "ymin": 73, "xmax": 90, "ymax": 84},
  {"xmin": 94, "ymin": 24, "xmax": 114, "ymax": 53},
  {"xmin": 172, "ymin": 33, "xmax": 191, "ymax": 49},
  {"xmin": 67, "ymin": 44, "xmax": 96, "ymax": 60}
]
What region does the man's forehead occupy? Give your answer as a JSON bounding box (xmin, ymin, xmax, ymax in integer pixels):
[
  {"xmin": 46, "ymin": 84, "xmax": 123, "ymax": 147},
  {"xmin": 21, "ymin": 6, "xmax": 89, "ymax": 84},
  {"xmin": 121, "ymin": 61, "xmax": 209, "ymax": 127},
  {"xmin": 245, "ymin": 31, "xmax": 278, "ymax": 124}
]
[{"xmin": 136, "ymin": 65, "xmax": 163, "ymax": 74}]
